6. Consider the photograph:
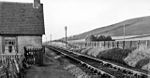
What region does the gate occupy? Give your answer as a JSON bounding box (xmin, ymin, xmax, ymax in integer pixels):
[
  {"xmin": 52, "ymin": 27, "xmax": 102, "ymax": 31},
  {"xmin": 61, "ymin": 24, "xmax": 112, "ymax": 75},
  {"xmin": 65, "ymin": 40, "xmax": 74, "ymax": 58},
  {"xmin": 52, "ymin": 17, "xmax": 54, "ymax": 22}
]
[{"xmin": 24, "ymin": 46, "xmax": 45, "ymax": 66}]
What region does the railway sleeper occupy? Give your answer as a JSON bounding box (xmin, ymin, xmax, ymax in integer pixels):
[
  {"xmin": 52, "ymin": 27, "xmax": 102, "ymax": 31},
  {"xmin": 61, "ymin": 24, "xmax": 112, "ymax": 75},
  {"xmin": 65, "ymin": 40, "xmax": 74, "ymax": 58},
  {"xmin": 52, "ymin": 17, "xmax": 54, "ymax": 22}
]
[
  {"xmin": 103, "ymin": 63, "xmax": 113, "ymax": 68},
  {"xmin": 81, "ymin": 63, "xmax": 113, "ymax": 77},
  {"xmin": 81, "ymin": 54, "xmax": 149, "ymax": 77},
  {"xmin": 140, "ymin": 74, "xmax": 148, "ymax": 78},
  {"xmin": 112, "ymin": 67, "xmax": 147, "ymax": 78},
  {"xmin": 52, "ymin": 46, "xmax": 150, "ymax": 78},
  {"xmin": 85, "ymin": 60, "xmax": 145, "ymax": 78},
  {"xmin": 126, "ymin": 74, "xmax": 143, "ymax": 78},
  {"xmin": 50, "ymin": 46, "xmax": 140, "ymax": 77},
  {"xmin": 105, "ymin": 63, "xmax": 144, "ymax": 77},
  {"xmin": 49, "ymin": 47, "xmax": 115, "ymax": 78},
  {"xmin": 98, "ymin": 63, "xmax": 146, "ymax": 78},
  {"xmin": 107, "ymin": 64, "xmax": 134, "ymax": 75}
]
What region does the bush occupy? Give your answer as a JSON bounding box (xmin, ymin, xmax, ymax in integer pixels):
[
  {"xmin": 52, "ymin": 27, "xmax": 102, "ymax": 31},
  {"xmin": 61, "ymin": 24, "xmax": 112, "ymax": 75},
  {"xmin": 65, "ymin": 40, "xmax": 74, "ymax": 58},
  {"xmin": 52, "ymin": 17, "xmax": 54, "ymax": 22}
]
[
  {"xmin": 105, "ymin": 36, "xmax": 112, "ymax": 41},
  {"xmin": 87, "ymin": 35, "xmax": 113, "ymax": 41},
  {"xmin": 97, "ymin": 35, "xmax": 106, "ymax": 41},
  {"xmin": 88, "ymin": 35, "xmax": 97, "ymax": 41}
]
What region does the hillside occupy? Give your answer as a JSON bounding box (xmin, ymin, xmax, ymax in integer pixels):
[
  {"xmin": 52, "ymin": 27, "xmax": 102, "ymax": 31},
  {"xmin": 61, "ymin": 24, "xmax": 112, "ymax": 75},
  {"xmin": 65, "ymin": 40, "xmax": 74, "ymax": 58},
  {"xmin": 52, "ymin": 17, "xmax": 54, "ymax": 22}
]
[{"xmin": 68, "ymin": 16, "xmax": 150, "ymax": 40}]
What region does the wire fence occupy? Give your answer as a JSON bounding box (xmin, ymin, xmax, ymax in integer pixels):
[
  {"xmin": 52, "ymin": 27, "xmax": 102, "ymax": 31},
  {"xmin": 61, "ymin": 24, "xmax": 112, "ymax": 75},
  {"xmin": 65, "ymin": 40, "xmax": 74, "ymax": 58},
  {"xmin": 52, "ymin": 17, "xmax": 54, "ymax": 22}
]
[{"xmin": 70, "ymin": 40, "xmax": 150, "ymax": 49}]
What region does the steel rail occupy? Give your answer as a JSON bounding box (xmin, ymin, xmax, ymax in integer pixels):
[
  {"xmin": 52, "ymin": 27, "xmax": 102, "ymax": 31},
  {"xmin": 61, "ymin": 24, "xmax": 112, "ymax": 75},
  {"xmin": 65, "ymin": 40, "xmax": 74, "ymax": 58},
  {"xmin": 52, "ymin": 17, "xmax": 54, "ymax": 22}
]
[
  {"xmin": 47, "ymin": 46, "xmax": 129, "ymax": 78},
  {"xmin": 47, "ymin": 45, "xmax": 150, "ymax": 78},
  {"xmin": 68, "ymin": 48, "xmax": 150, "ymax": 77}
]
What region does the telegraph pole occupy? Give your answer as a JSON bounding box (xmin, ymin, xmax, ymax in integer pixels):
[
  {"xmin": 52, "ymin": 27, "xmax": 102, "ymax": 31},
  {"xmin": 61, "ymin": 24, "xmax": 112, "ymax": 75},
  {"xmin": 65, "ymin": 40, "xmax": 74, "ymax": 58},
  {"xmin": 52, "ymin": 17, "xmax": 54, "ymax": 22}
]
[
  {"xmin": 50, "ymin": 34, "xmax": 52, "ymax": 44},
  {"xmin": 65, "ymin": 26, "xmax": 67, "ymax": 48},
  {"xmin": 123, "ymin": 24, "xmax": 126, "ymax": 41},
  {"xmin": 123, "ymin": 24, "xmax": 126, "ymax": 49}
]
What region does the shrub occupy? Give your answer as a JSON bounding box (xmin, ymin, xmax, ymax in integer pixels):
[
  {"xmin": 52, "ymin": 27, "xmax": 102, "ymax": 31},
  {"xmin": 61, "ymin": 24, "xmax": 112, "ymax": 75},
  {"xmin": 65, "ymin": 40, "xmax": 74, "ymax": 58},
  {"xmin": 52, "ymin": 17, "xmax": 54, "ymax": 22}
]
[
  {"xmin": 88, "ymin": 35, "xmax": 97, "ymax": 41},
  {"xmin": 86, "ymin": 35, "xmax": 113, "ymax": 41},
  {"xmin": 105, "ymin": 36, "xmax": 112, "ymax": 41},
  {"xmin": 97, "ymin": 35, "xmax": 106, "ymax": 41}
]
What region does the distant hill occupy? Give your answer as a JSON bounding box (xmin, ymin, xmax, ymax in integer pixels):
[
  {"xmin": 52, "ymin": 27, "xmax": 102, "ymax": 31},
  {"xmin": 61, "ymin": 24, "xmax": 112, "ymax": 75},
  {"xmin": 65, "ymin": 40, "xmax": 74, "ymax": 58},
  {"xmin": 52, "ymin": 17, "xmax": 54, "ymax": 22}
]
[{"xmin": 68, "ymin": 16, "xmax": 150, "ymax": 40}]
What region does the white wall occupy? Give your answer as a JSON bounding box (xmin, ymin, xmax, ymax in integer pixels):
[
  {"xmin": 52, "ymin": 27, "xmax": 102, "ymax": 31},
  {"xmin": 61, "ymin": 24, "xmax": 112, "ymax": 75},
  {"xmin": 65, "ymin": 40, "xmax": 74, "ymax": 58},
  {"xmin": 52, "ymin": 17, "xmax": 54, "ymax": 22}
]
[
  {"xmin": 0, "ymin": 36, "xmax": 2, "ymax": 54},
  {"xmin": 17, "ymin": 36, "xmax": 42, "ymax": 54}
]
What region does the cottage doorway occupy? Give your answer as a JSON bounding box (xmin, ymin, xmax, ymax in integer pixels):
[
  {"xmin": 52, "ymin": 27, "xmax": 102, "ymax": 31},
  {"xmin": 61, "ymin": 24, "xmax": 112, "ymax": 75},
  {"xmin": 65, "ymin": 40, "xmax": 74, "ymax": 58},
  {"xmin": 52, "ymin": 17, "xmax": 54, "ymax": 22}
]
[{"xmin": 4, "ymin": 37, "xmax": 17, "ymax": 54}]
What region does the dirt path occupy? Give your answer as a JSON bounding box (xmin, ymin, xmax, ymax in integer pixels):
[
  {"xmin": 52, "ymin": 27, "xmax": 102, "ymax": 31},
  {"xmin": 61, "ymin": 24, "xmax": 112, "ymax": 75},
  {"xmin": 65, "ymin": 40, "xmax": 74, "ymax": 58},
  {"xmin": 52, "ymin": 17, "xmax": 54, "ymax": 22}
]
[
  {"xmin": 24, "ymin": 48, "xmax": 75, "ymax": 78},
  {"xmin": 25, "ymin": 65, "xmax": 74, "ymax": 78}
]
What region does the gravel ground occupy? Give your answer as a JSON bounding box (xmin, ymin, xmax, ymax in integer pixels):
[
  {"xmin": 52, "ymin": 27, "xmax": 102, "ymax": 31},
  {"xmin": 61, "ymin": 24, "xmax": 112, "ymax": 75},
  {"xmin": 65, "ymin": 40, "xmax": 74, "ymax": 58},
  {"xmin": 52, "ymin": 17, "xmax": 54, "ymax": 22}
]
[
  {"xmin": 24, "ymin": 48, "xmax": 75, "ymax": 78},
  {"xmin": 24, "ymin": 46, "xmax": 102, "ymax": 78}
]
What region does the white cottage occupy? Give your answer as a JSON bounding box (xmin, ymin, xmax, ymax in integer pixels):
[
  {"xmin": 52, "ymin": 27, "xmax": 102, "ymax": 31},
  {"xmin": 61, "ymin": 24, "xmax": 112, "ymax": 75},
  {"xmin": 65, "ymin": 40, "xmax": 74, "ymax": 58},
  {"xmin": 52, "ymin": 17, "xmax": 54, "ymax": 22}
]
[{"xmin": 0, "ymin": 0, "xmax": 45, "ymax": 55}]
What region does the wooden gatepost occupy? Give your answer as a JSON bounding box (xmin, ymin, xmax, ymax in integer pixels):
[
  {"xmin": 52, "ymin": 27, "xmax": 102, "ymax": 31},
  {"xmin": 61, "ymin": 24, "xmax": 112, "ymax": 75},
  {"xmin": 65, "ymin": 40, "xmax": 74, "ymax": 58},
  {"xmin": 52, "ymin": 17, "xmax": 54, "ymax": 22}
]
[{"xmin": 24, "ymin": 46, "xmax": 45, "ymax": 66}]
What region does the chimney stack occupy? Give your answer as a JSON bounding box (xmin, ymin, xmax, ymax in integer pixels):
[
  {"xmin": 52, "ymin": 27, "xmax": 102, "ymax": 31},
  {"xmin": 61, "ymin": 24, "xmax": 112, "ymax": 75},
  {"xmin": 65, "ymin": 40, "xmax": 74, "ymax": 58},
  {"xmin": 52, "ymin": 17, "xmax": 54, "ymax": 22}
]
[{"xmin": 33, "ymin": 0, "xmax": 41, "ymax": 8}]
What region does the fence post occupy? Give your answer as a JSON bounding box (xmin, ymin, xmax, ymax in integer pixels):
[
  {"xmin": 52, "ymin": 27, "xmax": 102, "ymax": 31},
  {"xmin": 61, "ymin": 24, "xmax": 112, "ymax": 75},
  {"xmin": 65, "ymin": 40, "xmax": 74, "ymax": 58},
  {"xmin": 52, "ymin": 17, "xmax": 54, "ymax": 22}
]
[
  {"xmin": 104, "ymin": 41, "xmax": 105, "ymax": 48},
  {"xmin": 130, "ymin": 41, "xmax": 132, "ymax": 49},
  {"xmin": 108, "ymin": 41, "xmax": 110, "ymax": 48},
  {"xmin": 85, "ymin": 42, "xmax": 87, "ymax": 47},
  {"xmin": 123, "ymin": 41, "xmax": 125, "ymax": 49},
  {"xmin": 95, "ymin": 42, "xmax": 97, "ymax": 47},
  {"xmin": 146, "ymin": 40, "xmax": 148, "ymax": 48},
  {"xmin": 117, "ymin": 41, "xmax": 119, "ymax": 48},
  {"xmin": 112, "ymin": 41, "xmax": 114, "ymax": 48},
  {"xmin": 138, "ymin": 40, "xmax": 140, "ymax": 49}
]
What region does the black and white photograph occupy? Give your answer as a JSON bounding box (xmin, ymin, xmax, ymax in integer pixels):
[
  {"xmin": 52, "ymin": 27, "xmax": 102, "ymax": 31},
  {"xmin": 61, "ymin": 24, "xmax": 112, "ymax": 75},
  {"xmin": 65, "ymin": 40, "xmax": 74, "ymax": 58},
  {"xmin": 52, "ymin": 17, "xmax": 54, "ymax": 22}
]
[{"xmin": 0, "ymin": 0, "xmax": 150, "ymax": 78}]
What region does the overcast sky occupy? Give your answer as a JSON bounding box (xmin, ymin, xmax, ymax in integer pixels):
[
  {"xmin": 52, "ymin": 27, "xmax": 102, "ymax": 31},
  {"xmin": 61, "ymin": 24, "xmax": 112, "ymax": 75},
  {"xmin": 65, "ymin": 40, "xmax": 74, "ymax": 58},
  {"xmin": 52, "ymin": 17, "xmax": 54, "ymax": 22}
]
[{"xmin": 0, "ymin": 0, "xmax": 150, "ymax": 41}]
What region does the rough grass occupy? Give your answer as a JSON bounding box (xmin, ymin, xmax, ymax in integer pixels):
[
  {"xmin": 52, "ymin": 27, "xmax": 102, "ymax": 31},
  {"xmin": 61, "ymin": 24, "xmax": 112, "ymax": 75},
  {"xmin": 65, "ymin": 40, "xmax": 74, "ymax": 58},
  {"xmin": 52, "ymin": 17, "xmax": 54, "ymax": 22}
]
[
  {"xmin": 96, "ymin": 48, "xmax": 132, "ymax": 65},
  {"xmin": 124, "ymin": 45, "xmax": 150, "ymax": 71},
  {"xmin": 81, "ymin": 47, "xmax": 93, "ymax": 54},
  {"xmin": 135, "ymin": 58, "xmax": 150, "ymax": 69},
  {"xmin": 142, "ymin": 62, "xmax": 150, "ymax": 72},
  {"xmin": 85, "ymin": 47, "xmax": 106, "ymax": 57},
  {"xmin": 124, "ymin": 45, "xmax": 150, "ymax": 67}
]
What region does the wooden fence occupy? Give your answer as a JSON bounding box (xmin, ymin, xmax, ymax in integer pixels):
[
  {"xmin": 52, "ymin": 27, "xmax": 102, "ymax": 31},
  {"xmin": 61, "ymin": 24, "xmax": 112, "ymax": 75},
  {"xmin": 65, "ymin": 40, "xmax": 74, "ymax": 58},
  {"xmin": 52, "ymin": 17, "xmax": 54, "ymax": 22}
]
[
  {"xmin": 0, "ymin": 54, "xmax": 22, "ymax": 64},
  {"xmin": 24, "ymin": 47, "xmax": 45, "ymax": 66},
  {"xmin": 0, "ymin": 46, "xmax": 45, "ymax": 78},
  {"xmin": 69, "ymin": 40, "xmax": 150, "ymax": 49}
]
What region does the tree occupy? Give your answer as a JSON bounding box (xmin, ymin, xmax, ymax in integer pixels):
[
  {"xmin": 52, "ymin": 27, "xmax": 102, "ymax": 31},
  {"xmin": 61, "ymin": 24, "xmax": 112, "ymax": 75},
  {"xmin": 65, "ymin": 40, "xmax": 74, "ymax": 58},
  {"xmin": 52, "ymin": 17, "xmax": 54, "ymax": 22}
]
[
  {"xmin": 106, "ymin": 36, "xmax": 112, "ymax": 41},
  {"xmin": 98, "ymin": 35, "xmax": 106, "ymax": 41},
  {"xmin": 87, "ymin": 35, "xmax": 113, "ymax": 41},
  {"xmin": 89, "ymin": 35, "xmax": 97, "ymax": 41}
]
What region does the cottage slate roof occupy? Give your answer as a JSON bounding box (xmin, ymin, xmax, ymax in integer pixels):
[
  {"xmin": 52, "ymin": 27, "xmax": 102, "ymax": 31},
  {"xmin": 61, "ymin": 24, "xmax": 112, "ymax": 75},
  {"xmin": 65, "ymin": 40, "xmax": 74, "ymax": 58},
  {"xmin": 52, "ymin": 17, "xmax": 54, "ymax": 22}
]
[{"xmin": 0, "ymin": 2, "xmax": 45, "ymax": 35}]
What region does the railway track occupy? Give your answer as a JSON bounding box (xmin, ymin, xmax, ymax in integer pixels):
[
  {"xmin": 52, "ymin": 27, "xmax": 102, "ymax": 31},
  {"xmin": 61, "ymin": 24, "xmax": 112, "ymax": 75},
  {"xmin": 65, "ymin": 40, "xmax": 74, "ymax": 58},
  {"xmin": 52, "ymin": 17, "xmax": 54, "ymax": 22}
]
[{"xmin": 46, "ymin": 45, "xmax": 149, "ymax": 78}]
